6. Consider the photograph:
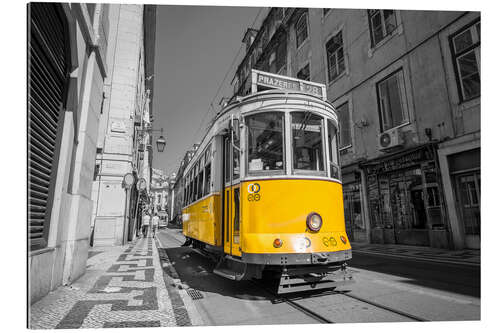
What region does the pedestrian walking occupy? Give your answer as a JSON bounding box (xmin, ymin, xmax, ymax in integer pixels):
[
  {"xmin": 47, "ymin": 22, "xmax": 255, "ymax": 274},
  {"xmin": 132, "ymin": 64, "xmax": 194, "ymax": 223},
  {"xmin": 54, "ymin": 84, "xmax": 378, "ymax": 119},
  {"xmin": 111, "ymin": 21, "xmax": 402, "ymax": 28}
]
[
  {"xmin": 142, "ymin": 212, "xmax": 151, "ymax": 238},
  {"xmin": 152, "ymin": 213, "xmax": 159, "ymax": 238}
]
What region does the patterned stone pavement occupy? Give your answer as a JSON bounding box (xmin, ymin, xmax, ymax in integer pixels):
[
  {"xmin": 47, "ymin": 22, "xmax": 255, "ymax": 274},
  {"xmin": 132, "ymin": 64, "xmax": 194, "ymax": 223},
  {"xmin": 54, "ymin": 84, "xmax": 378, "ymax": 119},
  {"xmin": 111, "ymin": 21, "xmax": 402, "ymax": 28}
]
[{"xmin": 29, "ymin": 237, "xmax": 202, "ymax": 329}]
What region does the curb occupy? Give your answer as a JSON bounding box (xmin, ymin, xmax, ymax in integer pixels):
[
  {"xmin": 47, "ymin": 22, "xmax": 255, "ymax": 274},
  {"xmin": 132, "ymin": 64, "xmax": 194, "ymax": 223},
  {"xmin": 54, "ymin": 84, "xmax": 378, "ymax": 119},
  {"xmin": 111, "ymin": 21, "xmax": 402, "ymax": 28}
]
[
  {"xmin": 155, "ymin": 236, "xmax": 204, "ymax": 326},
  {"xmin": 352, "ymin": 249, "xmax": 480, "ymax": 267}
]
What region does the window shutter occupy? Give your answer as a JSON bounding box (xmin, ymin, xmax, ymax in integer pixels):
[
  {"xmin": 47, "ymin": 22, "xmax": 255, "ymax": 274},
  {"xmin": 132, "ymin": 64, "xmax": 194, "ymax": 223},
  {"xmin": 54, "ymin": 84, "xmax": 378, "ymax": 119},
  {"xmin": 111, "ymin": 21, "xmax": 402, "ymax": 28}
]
[{"xmin": 28, "ymin": 3, "xmax": 67, "ymax": 250}]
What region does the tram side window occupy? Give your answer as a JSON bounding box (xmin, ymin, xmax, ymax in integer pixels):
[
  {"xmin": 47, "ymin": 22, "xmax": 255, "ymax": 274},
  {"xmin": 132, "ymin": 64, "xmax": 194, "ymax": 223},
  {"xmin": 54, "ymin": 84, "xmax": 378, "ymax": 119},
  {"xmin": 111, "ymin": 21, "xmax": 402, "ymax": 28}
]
[
  {"xmin": 189, "ymin": 169, "xmax": 194, "ymax": 203},
  {"xmin": 291, "ymin": 112, "xmax": 325, "ymax": 174},
  {"xmin": 246, "ymin": 112, "xmax": 285, "ymax": 173},
  {"xmin": 197, "ymin": 160, "xmax": 204, "ymax": 199},
  {"xmin": 194, "ymin": 162, "xmax": 200, "ymax": 201},
  {"xmin": 183, "ymin": 179, "xmax": 186, "ymax": 206},
  {"xmin": 204, "ymin": 145, "xmax": 212, "ymax": 196},
  {"xmin": 186, "ymin": 173, "xmax": 189, "ymax": 205},
  {"xmin": 224, "ymin": 137, "xmax": 231, "ymax": 183},
  {"xmin": 233, "ymin": 135, "xmax": 240, "ymax": 180},
  {"xmin": 328, "ymin": 119, "xmax": 340, "ymax": 179}
]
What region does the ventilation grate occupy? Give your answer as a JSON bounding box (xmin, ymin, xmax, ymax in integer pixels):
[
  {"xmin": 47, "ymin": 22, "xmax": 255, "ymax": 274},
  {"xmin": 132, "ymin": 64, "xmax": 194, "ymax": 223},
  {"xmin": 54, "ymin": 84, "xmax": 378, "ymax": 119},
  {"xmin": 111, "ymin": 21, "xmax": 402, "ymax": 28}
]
[{"xmin": 186, "ymin": 288, "xmax": 204, "ymax": 300}]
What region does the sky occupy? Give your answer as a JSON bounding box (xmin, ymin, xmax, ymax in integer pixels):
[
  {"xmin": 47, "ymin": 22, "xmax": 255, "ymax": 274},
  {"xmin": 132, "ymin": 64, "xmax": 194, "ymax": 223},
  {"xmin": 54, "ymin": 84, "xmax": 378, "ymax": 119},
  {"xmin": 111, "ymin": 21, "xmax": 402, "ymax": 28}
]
[{"xmin": 152, "ymin": 4, "xmax": 263, "ymax": 176}]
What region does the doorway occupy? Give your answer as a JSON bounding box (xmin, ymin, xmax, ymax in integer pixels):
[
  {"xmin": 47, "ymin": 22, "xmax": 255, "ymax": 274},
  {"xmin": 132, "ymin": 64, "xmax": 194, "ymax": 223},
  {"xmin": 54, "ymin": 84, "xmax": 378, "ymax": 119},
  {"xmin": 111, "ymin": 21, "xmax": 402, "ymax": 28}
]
[{"xmin": 222, "ymin": 136, "xmax": 241, "ymax": 256}]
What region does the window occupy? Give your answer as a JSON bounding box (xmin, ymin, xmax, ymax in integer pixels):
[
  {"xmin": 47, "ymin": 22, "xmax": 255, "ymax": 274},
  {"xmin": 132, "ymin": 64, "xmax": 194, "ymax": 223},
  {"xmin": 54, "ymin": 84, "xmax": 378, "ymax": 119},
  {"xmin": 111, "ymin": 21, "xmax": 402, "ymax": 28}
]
[
  {"xmin": 326, "ymin": 31, "xmax": 345, "ymax": 82},
  {"xmin": 377, "ymin": 69, "xmax": 409, "ymax": 131},
  {"xmin": 291, "ymin": 112, "xmax": 325, "ymax": 174},
  {"xmin": 295, "ymin": 12, "xmax": 308, "ymax": 48},
  {"xmin": 93, "ymin": 163, "xmax": 100, "ymax": 181},
  {"xmin": 276, "ymin": 37, "xmax": 287, "ymax": 73},
  {"xmin": 336, "ymin": 102, "xmax": 352, "ymax": 148},
  {"xmin": 368, "ymin": 9, "xmax": 397, "ymax": 46},
  {"xmin": 451, "ymin": 21, "xmax": 480, "ymax": 101},
  {"xmin": 185, "ymin": 172, "xmax": 190, "ymax": 205},
  {"xmin": 192, "ymin": 163, "xmax": 198, "ymax": 201},
  {"xmin": 233, "ymin": 188, "xmax": 240, "ymax": 243},
  {"xmin": 233, "ymin": 139, "xmax": 240, "ymax": 180},
  {"xmin": 297, "ymin": 64, "xmax": 310, "ymax": 81},
  {"xmin": 224, "ymin": 137, "xmax": 231, "ymax": 183},
  {"xmin": 183, "ymin": 180, "xmax": 187, "ymax": 206},
  {"xmin": 327, "ymin": 120, "xmax": 340, "ymax": 179},
  {"xmin": 197, "ymin": 160, "xmax": 204, "ymax": 199},
  {"xmin": 246, "ymin": 112, "xmax": 285, "ymax": 173},
  {"xmin": 190, "ymin": 169, "xmax": 195, "ymax": 203},
  {"xmin": 203, "ymin": 145, "xmax": 212, "ymax": 196}
]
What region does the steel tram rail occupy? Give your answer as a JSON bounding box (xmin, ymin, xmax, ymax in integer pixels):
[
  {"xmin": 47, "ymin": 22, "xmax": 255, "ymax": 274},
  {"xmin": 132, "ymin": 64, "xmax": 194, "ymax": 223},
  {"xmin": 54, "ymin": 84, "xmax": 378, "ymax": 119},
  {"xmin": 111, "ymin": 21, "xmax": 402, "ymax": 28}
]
[
  {"xmin": 335, "ymin": 291, "xmax": 428, "ymax": 322},
  {"xmin": 270, "ymin": 288, "xmax": 429, "ymax": 323},
  {"xmin": 157, "ymin": 229, "xmax": 428, "ymax": 323}
]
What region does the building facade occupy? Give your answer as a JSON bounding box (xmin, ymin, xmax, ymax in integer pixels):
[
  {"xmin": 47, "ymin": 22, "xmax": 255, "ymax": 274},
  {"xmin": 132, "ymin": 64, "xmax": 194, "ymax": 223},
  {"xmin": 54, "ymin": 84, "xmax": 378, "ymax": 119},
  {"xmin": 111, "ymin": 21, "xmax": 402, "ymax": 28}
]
[
  {"xmin": 167, "ymin": 144, "xmax": 200, "ymax": 224},
  {"xmin": 231, "ymin": 8, "xmax": 480, "ymax": 249},
  {"xmin": 28, "ymin": 3, "xmax": 110, "ymax": 304},
  {"xmin": 91, "ymin": 4, "xmax": 157, "ymax": 246},
  {"xmin": 151, "ymin": 168, "xmax": 169, "ymax": 217}
]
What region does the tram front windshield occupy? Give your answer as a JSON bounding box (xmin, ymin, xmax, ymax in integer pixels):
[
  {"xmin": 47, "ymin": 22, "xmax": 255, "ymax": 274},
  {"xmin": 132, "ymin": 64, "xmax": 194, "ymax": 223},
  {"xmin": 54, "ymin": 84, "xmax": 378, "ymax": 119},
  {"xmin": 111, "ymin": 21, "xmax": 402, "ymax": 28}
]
[
  {"xmin": 291, "ymin": 112, "xmax": 325, "ymax": 173},
  {"xmin": 245, "ymin": 111, "xmax": 339, "ymax": 179},
  {"xmin": 246, "ymin": 112, "xmax": 285, "ymax": 172}
]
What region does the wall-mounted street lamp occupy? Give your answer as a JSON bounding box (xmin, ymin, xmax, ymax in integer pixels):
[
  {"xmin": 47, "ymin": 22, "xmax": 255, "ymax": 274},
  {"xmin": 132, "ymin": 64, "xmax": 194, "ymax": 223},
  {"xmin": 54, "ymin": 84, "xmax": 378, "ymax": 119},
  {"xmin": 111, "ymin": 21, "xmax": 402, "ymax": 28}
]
[
  {"xmin": 156, "ymin": 130, "xmax": 166, "ymax": 152},
  {"xmin": 137, "ymin": 127, "xmax": 166, "ymax": 153}
]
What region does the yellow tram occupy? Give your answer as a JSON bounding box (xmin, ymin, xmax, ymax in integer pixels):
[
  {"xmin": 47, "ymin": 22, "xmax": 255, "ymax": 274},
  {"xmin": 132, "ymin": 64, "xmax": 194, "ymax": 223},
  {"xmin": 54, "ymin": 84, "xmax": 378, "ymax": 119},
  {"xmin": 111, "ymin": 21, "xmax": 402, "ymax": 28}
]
[{"xmin": 179, "ymin": 70, "xmax": 353, "ymax": 293}]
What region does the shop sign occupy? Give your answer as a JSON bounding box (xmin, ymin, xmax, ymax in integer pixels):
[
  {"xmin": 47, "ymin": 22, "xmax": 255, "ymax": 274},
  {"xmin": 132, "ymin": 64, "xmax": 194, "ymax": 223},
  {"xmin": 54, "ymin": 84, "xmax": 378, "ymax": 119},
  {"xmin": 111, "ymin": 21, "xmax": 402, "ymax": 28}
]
[
  {"xmin": 252, "ymin": 69, "xmax": 326, "ymax": 99},
  {"xmin": 365, "ymin": 147, "xmax": 434, "ymax": 175}
]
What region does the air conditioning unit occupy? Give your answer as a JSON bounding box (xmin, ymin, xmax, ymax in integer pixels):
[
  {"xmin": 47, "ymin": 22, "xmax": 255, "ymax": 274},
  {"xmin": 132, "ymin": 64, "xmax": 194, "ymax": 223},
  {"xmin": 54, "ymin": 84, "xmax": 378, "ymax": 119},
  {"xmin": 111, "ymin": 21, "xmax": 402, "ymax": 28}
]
[{"xmin": 378, "ymin": 127, "xmax": 404, "ymax": 151}]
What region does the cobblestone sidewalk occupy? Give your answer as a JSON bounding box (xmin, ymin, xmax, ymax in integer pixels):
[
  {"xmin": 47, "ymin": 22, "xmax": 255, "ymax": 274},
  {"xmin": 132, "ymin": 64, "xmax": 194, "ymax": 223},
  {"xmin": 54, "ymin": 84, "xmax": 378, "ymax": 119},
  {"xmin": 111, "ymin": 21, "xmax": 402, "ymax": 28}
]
[{"xmin": 29, "ymin": 237, "xmax": 202, "ymax": 329}]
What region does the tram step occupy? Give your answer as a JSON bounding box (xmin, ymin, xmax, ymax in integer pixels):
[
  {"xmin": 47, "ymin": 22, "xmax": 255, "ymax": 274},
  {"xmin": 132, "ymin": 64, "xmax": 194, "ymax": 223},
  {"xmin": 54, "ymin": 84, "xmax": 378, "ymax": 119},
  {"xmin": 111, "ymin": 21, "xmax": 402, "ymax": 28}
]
[
  {"xmin": 277, "ymin": 268, "xmax": 354, "ymax": 294},
  {"xmin": 213, "ymin": 267, "xmax": 238, "ymax": 280},
  {"xmin": 213, "ymin": 256, "xmax": 247, "ymax": 281}
]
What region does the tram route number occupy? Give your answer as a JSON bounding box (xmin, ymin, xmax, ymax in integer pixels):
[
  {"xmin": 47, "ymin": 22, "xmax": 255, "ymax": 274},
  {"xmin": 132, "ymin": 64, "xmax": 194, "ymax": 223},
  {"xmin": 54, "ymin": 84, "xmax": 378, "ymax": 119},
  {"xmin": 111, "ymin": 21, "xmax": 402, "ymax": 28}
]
[
  {"xmin": 247, "ymin": 183, "xmax": 261, "ymax": 202},
  {"xmin": 247, "ymin": 193, "xmax": 261, "ymax": 202}
]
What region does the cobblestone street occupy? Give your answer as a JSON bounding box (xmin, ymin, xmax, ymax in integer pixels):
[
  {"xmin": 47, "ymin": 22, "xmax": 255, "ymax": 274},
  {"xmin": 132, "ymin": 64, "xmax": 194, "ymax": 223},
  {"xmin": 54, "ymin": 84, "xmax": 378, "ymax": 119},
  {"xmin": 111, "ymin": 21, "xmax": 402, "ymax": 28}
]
[{"xmin": 29, "ymin": 237, "xmax": 202, "ymax": 329}]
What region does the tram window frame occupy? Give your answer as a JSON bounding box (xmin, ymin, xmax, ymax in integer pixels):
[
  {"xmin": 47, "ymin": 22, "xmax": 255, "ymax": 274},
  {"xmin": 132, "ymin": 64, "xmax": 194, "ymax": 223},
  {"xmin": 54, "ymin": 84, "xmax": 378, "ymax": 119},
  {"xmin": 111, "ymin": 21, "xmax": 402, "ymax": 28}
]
[
  {"xmin": 245, "ymin": 111, "xmax": 286, "ymax": 176},
  {"xmin": 184, "ymin": 173, "xmax": 189, "ymax": 206},
  {"xmin": 197, "ymin": 159, "xmax": 204, "ymax": 199},
  {"xmin": 224, "ymin": 137, "xmax": 231, "ymax": 184},
  {"xmin": 233, "ymin": 132, "xmax": 240, "ymax": 181},
  {"xmin": 184, "ymin": 172, "xmax": 188, "ymax": 205},
  {"xmin": 290, "ymin": 111, "xmax": 327, "ymax": 176},
  {"xmin": 327, "ymin": 119, "xmax": 341, "ymax": 180},
  {"xmin": 194, "ymin": 161, "xmax": 201, "ymax": 201},
  {"xmin": 189, "ymin": 169, "xmax": 194, "ymax": 204},
  {"xmin": 204, "ymin": 143, "xmax": 212, "ymax": 196}
]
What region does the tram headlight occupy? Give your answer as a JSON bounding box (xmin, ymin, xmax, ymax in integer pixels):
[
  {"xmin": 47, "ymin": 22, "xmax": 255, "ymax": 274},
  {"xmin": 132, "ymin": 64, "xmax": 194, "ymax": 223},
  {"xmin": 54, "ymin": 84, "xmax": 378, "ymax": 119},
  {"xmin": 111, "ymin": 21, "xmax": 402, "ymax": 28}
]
[
  {"xmin": 306, "ymin": 212, "xmax": 323, "ymax": 232},
  {"xmin": 273, "ymin": 238, "xmax": 283, "ymax": 248}
]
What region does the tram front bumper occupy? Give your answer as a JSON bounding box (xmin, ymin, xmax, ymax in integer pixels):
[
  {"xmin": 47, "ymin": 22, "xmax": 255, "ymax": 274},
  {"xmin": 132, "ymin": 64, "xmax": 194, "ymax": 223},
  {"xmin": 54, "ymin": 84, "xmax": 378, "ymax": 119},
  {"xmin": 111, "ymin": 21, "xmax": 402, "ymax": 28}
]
[{"xmin": 242, "ymin": 249, "xmax": 352, "ymax": 266}]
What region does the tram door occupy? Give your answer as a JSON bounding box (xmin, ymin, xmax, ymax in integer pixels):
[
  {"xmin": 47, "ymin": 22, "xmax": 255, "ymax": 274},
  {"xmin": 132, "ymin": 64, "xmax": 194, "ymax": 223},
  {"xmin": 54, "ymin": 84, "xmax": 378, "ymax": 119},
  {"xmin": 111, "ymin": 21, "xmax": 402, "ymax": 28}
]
[{"xmin": 222, "ymin": 135, "xmax": 241, "ymax": 256}]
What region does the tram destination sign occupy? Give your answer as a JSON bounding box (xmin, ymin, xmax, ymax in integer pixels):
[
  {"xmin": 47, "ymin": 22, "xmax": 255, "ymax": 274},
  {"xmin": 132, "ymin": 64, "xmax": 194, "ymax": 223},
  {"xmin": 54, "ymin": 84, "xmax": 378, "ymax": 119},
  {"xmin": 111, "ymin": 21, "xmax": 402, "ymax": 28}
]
[{"xmin": 251, "ymin": 69, "xmax": 326, "ymax": 100}]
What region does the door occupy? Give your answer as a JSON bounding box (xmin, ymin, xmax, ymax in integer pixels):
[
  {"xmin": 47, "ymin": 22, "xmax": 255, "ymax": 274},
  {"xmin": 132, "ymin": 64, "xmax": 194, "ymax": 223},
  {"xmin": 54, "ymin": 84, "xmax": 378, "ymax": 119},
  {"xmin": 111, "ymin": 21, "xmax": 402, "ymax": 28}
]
[
  {"xmin": 456, "ymin": 172, "xmax": 480, "ymax": 249},
  {"xmin": 222, "ymin": 135, "xmax": 242, "ymax": 256}
]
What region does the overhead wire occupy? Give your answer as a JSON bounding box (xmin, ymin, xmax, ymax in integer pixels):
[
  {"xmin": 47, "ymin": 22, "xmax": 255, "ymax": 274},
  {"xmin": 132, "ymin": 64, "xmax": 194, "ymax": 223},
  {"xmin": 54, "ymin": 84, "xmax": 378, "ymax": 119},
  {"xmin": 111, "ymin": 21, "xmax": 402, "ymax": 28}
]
[{"xmin": 166, "ymin": 7, "xmax": 267, "ymax": 176}]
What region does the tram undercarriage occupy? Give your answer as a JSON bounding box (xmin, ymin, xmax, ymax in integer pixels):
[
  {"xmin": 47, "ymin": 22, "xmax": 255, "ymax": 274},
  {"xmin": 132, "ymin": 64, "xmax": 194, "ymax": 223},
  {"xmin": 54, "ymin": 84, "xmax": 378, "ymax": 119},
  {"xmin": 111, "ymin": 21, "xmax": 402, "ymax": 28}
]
[{"xmin": 186, "ymin": 238, "xmax": 354, "ymax": 294}]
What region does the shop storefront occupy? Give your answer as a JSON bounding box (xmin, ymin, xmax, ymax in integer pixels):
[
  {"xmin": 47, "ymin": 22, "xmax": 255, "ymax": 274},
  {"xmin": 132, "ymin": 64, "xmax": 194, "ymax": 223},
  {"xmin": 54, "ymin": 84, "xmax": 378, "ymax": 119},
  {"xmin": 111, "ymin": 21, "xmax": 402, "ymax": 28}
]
[
  {"xmin": 361, "ymin": 144, "xmax": 450, "ymax": 248},
  {"xmin": 341, "ymin": 166, "xmax": 368, "ymax": 243},
  {"xmin": 448, "ymin": 148, "xmax": 480, "ymax": 249}
]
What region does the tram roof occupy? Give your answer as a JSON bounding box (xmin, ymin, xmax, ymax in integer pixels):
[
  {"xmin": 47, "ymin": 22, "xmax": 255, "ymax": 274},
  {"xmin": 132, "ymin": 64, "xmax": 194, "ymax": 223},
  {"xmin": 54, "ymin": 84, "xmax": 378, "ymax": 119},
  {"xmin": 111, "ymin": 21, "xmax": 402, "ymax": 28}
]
[
  {"xmin": 181, "ymin": 89, "xmax": 338, "ymax": 176},
  {"xmin": 217, "ymin": 89, "xmax": 336, "ymax": 118}
]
